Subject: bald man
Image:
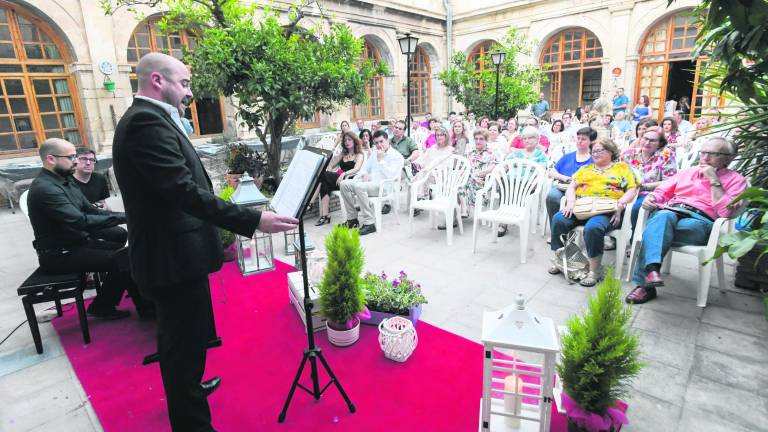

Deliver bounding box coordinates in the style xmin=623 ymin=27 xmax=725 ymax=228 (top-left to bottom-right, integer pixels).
xmin=27 ymin=138 xmax=152 ymax=319
xmin=113 ymin=52 xmax=297 ymax=431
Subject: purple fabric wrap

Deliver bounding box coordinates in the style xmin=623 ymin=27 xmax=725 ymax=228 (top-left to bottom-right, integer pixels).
xmin=562 ymin=392 xmax=628 ymax=431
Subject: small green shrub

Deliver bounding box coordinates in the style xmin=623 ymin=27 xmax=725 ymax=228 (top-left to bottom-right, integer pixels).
xmin=218 ymin=186 xmax=236 ymax=248
xmin=318 ymin=226 xmax=366 ymax=327
xmin=556 ymin=268 xmax=643 ymax=416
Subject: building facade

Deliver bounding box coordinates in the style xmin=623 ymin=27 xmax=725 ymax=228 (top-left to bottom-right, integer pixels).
xmin=0 ymin=0 xmax=708 ymax=159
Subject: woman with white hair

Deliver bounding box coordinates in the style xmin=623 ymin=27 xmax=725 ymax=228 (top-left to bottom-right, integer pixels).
xmin=505 ymin=126 xmax=547 ymax=164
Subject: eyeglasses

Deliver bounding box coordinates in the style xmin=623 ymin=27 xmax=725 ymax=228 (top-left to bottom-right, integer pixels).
xmin=699 ymin=151 xmax=732 ymax=158
xmin=77 ymin=156 xmax=97 ymax=164
xmin=591 ymin=149 xmax=607 ymax=156
xmin=52 ymin=154 xmax=77 ymax=161
xmin=641 ymin=137 xmax=660 ymax=142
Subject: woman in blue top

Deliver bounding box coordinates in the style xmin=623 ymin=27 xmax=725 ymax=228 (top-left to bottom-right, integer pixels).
xmin=632 ymin=95 xmax=652 ymax=122
xmin=545 ymin=126 xmax=595 ymax=226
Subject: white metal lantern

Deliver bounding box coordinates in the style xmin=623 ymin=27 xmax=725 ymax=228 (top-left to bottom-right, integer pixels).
xmin=231 ymin=174 xmax=274 ymax=275
xmin=378 ymin=316 xmax=418 ymax=362
xmin=479 ymin=294 xmax=560 ymax=432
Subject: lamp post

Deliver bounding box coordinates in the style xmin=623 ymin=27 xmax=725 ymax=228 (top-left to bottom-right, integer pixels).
xmin=491 ymin=51 xmax=506 ymax=120
xmin=398 ymin=32 xmax=419 ymax=137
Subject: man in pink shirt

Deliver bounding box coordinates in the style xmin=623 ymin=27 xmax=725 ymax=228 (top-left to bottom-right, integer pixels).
xmin=626 ymin=137 xmax=747 ymax=304
xmin=510 ymin=117 xmax=550 ymax=152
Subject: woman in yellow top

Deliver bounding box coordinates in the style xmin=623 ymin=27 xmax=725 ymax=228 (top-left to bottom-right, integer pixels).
xmin=548 ymin=138 xmax=638 ymax=286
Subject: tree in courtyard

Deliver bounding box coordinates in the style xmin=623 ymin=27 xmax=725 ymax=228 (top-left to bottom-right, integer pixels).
xmin=438 ymin=28 xmax=546 ymax=118
xmin=101 ymin=0 xmax=383 ymax=184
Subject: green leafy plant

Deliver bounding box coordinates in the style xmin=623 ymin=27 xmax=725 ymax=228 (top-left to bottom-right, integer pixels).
xmin=101 ymin=0 xmax=382 ymax=184
xmin=318 ymin=226 xmax=366 ymax=329
xmin=438 ymin=28 xmax=546 ymax=118
xmin=224 ymin=142 xmax=267 ymax=177
xmin=360 ymin=271 xmax=427 ymax=315
xmin=218 ymin=186 xmax=237 ymax=248
xmin=557 ymin=268 xmax=643 ymax=422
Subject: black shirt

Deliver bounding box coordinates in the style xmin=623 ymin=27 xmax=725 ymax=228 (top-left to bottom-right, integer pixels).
xmin=72 ymin=172 xmax=110 ymax=204
xmin=27 ymin=169 xmax=126 ymax=251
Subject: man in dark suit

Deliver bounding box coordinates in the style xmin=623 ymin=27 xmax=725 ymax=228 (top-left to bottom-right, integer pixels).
xmin=112 ymin=52 xmax=298 ymax=432
xmin=27 ymin=138 xmax=152 ymax=319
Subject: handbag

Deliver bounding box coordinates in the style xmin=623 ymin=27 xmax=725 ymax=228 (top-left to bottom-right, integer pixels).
xmin=573 ymin=196 xmax=618 ymax=220
xmin=553 ymin=231 xmax=589 ymax=284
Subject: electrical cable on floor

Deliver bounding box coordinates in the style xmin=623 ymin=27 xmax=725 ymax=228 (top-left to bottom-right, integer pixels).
xmin=0 ymin=320 xmax=27 ymax=347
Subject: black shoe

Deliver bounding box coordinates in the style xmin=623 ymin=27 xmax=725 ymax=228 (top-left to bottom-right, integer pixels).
xmin=412 ymin=209 xmax=423 ymax=217
xmin=359 ymin=224 xmax=377 ymax=235
xmin=201 ymin=376 xmax=221 ymax=397
xmin=382 ymin=204 xmax=391 ymax=215
xmin=87 ymin=307 xmax=130 ymax=320
xmin=497 ymin=225 xmax=508 ymax=238
xmin=315 ymin=215 xmax=331 ymax=226
xmin=338 ymin=219 xmax=359 ymax=229
xmin=437 ymin=221 xmax=458 ymax=230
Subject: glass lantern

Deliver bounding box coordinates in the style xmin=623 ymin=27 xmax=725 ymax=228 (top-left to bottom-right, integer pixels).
xmin=479 ymin=294 xmax=560 ymax=432
xmin=230 ymin=174 xmax=274 ymax=275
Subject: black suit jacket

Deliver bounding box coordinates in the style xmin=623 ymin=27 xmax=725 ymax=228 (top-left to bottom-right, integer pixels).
xmin=112 ymin=98 xmax=260 ymax=298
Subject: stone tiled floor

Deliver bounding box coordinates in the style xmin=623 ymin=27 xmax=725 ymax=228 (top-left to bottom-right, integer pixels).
xmin=0 ymin=197 xmax=766 ymax=431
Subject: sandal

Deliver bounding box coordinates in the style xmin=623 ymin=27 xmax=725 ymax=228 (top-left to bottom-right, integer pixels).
xmin=315 ymin=215 xmax=331 ymax=226
xmin=625 ymin=286 xmax=657 ymax=304
xmin=579 ymin=271 xmax=600 ymax=287
xmin=548 ymin=264 xmax=561 ymax=275
xmin=497 ymin=225 xmax=508 ymax=238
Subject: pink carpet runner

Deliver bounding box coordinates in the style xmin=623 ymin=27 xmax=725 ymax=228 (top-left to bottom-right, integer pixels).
xmin=52 ymin=261 xmax=578 ymax=431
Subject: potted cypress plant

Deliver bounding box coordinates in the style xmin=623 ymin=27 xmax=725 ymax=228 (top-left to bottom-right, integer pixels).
xmin=318 ymin=226 xmax=367 ymax=347
xmin=557 ymin=268 xmax=643 ymax=432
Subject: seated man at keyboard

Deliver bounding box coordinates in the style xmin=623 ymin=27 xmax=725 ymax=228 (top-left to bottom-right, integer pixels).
xmin=626 ymin=137 xmax=747 ymax=305
xmin=27 ymin=138 xmax=153 ymax=319
xmin=338 ymin=129 xmax=404 ymax=236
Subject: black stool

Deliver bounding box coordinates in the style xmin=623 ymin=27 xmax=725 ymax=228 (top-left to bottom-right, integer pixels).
xmin=17 ymin=268 xmax=91 ymax=354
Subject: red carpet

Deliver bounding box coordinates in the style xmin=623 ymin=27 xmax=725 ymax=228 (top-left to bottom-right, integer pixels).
xmin=52 ymin=261 xmax=581 ymax=431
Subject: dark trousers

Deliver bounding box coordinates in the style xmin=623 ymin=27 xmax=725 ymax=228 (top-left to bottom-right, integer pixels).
xmin=319 ymin=171 xmax=342 ymax=198
xmin=92 ymin=226 xmax=128 ymax=245
xmin=37 ymin=239 xmax=146 ymax=313
xmin=155 ymin=276 xmax=215 ymax=432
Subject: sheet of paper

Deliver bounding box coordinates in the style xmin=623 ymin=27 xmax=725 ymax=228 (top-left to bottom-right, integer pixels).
xmin=271 ymin=149 xmax=325 ymax=218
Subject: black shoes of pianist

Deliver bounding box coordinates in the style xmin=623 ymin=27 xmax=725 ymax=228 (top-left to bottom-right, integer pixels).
xmin=87 ymin=303 xmax=156 ymax=320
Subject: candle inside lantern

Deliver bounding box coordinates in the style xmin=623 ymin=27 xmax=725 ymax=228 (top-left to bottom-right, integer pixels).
xmin=503 ymin=374 xmax=523 ymax=428
xmin=250 ymin=238 xmax=258 ymax=268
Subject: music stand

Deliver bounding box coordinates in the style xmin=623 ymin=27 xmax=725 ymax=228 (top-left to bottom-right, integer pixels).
xmin=275 ymin=148 xmax=355 ymax=423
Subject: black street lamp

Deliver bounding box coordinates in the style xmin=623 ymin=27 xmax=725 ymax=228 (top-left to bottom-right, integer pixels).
xmin=491 ymin=51 xmax=506 ymax=119
xmin=398 ymin=32 xmax=419 ymax=137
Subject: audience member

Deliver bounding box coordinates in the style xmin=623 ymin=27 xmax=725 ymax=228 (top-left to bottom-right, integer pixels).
xmin=547 ymin=119 xmax=574 ymax=164
xmin=420 ymin=112 xmax=433 ymax=129
xmin=450 ymin=121 xmax=470 ymax=156
xmin=612 ymin=87 xmax=629 ymax=115
xmin=595 ymin=113 xmax=614 ymax=140
xmin=339 ymin=130 xmax=404 ymax=235
xmin=390 ymin=120 xmax=420 ymax=163
xmin=612 ymin=111 xmax=632 ymax=142
xmin=673 ymin=110 xmax=693 ymax=135
xmin=478 ymin=116 xmax=490 ymax=129
xmin=549 ymin=138 xmax=638 ymax=287
xmin=626 ymin=137 xmax=746 ymax=304
xmin=621 ymin=126 xmax=677 ymax=229
xmin=486 ymin=121 xmax=507 ymax=157
xmin=352 ymin=118 xmax=365 ymax=135
xmin=628 ymin=119 xmax=658 ymax=149
xmin=632 ymin=95 xmax=652 ymax=122
xmin=664 ymin=95 xmax=678 ymax=117
xmin=359 ymin=128 xmax=373 ymax=157
xmin=545 ymin=127 xmax=595 ymax=226
xmin=503 ymin=117 xmax=519 ymax=141
xmin=679 ymin=96 xmax=691 ymax=116
xmin=423 ymin=118 xmax=442 ymax=150
xmin=461 ymin=128 xmax=497 ymax=217
xmin=662 ymin=116 xmax=684 ymax=149
xmin=315 ymin=132 xmax=365 ymax=226
xmin=412 ymin=126 xmax=455 ymax=176
xmin=510 ymin=117 xmax=551 ymax=152
xmin=531 ymin=92 xmax=550 ymax=121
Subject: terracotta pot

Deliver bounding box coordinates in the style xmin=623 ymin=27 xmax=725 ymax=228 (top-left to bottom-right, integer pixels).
xmin=326 ymin=318 xmax=360 ymax=347
xmin=225 ymin=173 xmax=243 ymax=189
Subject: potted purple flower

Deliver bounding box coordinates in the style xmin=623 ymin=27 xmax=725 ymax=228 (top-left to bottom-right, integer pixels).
xmin=360 ymin=271 xmax=427 ymax=326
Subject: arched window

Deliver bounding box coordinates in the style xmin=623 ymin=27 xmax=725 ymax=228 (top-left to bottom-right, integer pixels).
xmin=468 ymin=40 xmax=493 ymax=91
xmin=353 ymin=40 xmax=384 ymax=119
xmin=0 ymin=2 xmax=84 ymax=155
xmin=408 ymin=46 xmax=431 ymax=116
xmin=540 ymin=29 xmax=603 ymax=111
xmin=637 ymin=11 xmax=719 ymax=121
xmin=127 ymin=18 xmax=224 ymax=136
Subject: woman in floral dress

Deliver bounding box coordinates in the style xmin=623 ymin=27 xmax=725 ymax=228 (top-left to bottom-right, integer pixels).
xmin=461 ymin=128 xmax=498 ymax=216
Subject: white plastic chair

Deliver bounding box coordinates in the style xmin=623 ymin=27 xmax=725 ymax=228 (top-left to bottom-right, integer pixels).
xmin=677 ymin=140 xmax=701 ymax=170
xmin=314 ymin=134 xmax=337 ymax=151
xmin=472 ymin=160 xmax=545 ymax=263
xmin=412 ymin=128 xmax=430 ymax=151
xmin=369 ymin=171 xmax=402 ymax=232
xmin=20 ymin=189 xmax=29 ymax=220
xmin=409 ymin=155 xmax=470 ymax=245
xmin=626 ymin=206 xmax=736 ymax=307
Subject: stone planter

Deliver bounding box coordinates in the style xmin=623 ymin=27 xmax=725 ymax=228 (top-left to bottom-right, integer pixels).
xmin=735 ymin=247 xmax=768 ymax=291
xmin=326 ymin=318 xmax=360 ymax=347
xmin=361 ymin=304 xmax=422 ymax=327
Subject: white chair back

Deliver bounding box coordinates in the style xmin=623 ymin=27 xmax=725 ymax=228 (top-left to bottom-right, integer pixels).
xmin=20 ymin=189 xmax=29 ymax=219
xmin=314 ymin=134 xmax=337 ymax=151
xmin=426 ymin=155 xmax=471 ymax=201
xmin=677 ymin=140 xmax=701 ymax=170
xmin=412 ymin=128 xmax=430 ymax=149
xmin=487 ymin=159 xmax=545 ymax=210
